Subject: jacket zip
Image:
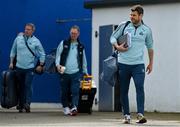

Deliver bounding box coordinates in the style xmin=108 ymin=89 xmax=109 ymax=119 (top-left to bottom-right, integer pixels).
xmin=134 ymin=26 xmax=138 ymax=35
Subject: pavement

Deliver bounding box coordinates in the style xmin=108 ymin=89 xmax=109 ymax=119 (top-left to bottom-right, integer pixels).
xmin=0 ymin=107 xmax=180 ymax=127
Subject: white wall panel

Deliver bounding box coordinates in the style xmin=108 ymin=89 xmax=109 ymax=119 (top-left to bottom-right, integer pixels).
xmin=92 ymin=3 xmax=180 ymax=112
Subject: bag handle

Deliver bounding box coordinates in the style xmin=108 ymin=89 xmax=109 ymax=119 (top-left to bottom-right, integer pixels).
xmin=121 ymin=21 xmax=131 ymax=36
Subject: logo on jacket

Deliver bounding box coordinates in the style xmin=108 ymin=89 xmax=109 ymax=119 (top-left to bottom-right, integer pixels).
xmin=139 ymin=32 xmax=144 ymax=36
xmin=64 ymin=45 xmax=68 ymax=48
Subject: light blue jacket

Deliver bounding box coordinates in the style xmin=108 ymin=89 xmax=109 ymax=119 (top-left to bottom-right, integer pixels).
xmin=10 ymin=35 xmax=45 ymax=69
xmin=56 ymin=40 xmax=88 ymax=74
xmin=110 ymin=21 xmax=153 ymax=65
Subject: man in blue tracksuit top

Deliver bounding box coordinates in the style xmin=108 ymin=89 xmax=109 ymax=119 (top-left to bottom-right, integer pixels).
xmin=9 ymin=23 xmax=45 ymax=113
xmin=110 ymin=5 xmax=154 ymax=124
xmin=56 ymin=25 xmax=88 ymax=116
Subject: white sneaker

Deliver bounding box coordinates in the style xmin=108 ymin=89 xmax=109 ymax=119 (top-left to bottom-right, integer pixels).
xmin=63 ymin=107 xmax=71 ymax=115
xmin=136 ymin=113 xmax=147 ymax=124
xmin=123 ymin=114 xmax=131 ymax=124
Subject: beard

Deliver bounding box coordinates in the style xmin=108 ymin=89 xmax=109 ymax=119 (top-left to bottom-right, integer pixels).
xmin=131 ymin=19 xmax=139 ymax=24
xmin=131 ymin=18 xmax=141 ymax=26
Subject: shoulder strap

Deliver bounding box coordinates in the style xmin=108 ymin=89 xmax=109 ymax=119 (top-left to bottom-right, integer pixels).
xmin=23 ymin=35 xmax=36 ymax=57
xmin=121 ymin=21 xmax=131 ymax=36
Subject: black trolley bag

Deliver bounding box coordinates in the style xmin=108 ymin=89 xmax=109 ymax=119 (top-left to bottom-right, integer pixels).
xmin=78 ymin=75 xmax=96 ymax=114
xmin=1 ymin=70 xmax=18 ymax=108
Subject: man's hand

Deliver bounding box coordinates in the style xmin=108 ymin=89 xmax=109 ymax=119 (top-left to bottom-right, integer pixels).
xmin=84 ymin=73 xmax=89 ymax=76
xmin=57 ymin=65 xmax=62 ymax=73
xmin=56 ymin=65 xmax=66 ymax=74
xmin=146 ymin=63 xmax=153 ymax=74
xmin=9 ymin=63 xmax=14 ymax=70
xmin=114 ymin=43 xmax=128 ymax=52
xmin=9 ymin=57 xmax=15 ymax=70
xmin=35 ymin=65 xmax=44 ymax=73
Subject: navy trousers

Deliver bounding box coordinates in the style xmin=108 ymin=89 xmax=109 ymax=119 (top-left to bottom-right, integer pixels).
xmin=118 ymin=63 xmax=145 ymax=115
xmin=60 ymin=72 xmax=81 ymax=108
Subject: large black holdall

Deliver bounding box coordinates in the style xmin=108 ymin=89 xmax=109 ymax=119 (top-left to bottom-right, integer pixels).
xmin=1 ymin=70 xmax=18 ymax=108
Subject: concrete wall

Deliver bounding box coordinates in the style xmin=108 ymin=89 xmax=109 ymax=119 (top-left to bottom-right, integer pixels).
xmin=91 ymin=3 xmax=180 ymax=112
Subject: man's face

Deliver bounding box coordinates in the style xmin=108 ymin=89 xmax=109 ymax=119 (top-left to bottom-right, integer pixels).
xmin=70 ymin=28 xmax=79 ymax=41
xmin=24 ymin=25 xmax=34 ymax=36
xmin=130 ymin=11 xmax=142 ymax=25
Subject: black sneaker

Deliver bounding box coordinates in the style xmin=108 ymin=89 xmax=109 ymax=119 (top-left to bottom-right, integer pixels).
xmin=18 ymin=109 xmax=23 ymax=113
xmin=16 ymin=105 xmax=21 ymax=110
xmin=24 ymin=104 xmax=31 ymax=113
xmin=17 ymin=105 xmax=24 ymax=113
xmin=136 ymin=113 xmax=147 ymax=124
xmin=70 ymin=107 xmax=78 ymax=116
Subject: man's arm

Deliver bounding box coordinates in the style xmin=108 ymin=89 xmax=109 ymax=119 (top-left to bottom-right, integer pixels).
xmin=82 ymin=50 xmax=88 ymax=75
xmin=145 ymin=27 xmax=154 ymax=74
xmin=110 ymin=23 xmax=128 ymax=52
xmin=36 ymin=40 xmax=46 ymax=65
xmin=55 ymin=41 xmax=64 ymax=73
xmin=34 ymin=40 xmax=46 ymax=73
xmin=146 ymin=48 xmax=154 ymax=74
xmin=113 ymin=43 xmax=128 ymax=52
xmin=9 ymin=38 xmax=17 ymax=69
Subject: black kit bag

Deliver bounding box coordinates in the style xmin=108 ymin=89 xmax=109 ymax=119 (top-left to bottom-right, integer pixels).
xmin=78 ymin=76 xmax=97 ymax=114
xmin=1 ymin=70 xmax=18 ymax=108
xmin=78 ymin=88 xmax=97 ymax=114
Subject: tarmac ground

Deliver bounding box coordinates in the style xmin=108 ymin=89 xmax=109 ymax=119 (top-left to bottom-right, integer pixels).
xmin=0 ymin=107 xmax=180 ymax=127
